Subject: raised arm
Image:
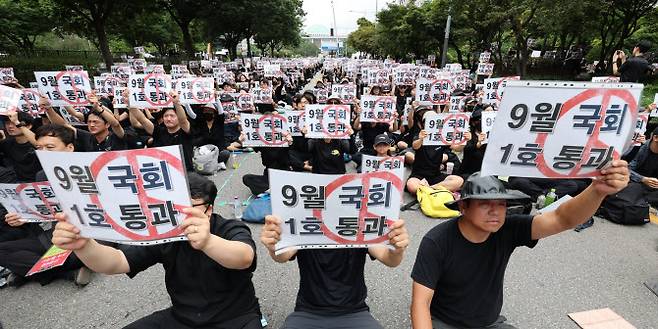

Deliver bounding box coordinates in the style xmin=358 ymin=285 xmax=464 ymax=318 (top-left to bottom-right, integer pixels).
xmin=126 ymin=90 xmax=154 ymax=135
xmin=89 ymin=92 xmax=124 ymax=138
xmin=170 ymin=90 xmax=190 ymax=133
xmin=64 ymin=106 xmax=84 ymax=122
xmin=7 ymin=110 xmax=36 ymax=147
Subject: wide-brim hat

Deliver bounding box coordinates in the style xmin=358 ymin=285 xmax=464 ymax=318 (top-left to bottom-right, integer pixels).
xmin=445 ymin=172 xmax=530 ymax=210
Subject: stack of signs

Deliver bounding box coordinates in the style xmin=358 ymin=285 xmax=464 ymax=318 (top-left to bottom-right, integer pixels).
xmin=481 ymin=81 xmax=643 ymax=178
xmin=416 ymin=78 xmax=453 ymax=106
xmin=128 ymin=74 xmax=173 ymax=108
xmin=34 ymin=71 xmax=92 ymax=107
xmin=18 ymin=89 xmax=41 ymax=117
xmin=331 ymin=84 xmax=357 ymax=104
xmin=0 ymin=67 xmax=14 ymax=83
xmin=360 ymin=96 xmax=396 ymax=124
xmin=305 ymin=104 xmax=351 ymax=139
xmin=174 ymin=78 xmax=215 ymax=105
xmin=0 ymin=85 xmax=22 ymax=115
xmin=482 ymin=76 xmax=521 ymax=105
xmin=35 ymin=146 xmax=192 ymax=245
xmin=239 ymin=113 xmax=289 ymax=147
xmin=0 ymin=182 xmax=60 ymax=222
xmin=423 ymin=112 xmax=471 ymax=146
xmin=269 ymin=169 xmax=403 ymax=254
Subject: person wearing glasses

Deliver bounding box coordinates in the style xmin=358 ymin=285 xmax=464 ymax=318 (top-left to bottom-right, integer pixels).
xmin=51 ymin=173 xmax=262 ymax=329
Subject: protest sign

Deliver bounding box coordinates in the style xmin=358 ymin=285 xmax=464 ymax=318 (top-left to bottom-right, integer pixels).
xmin=26 ymin=245 xmax=73 ymax=277
xmin=111 ymin=64 xmax=133 ymax=81
xmin=127 ymin=59 xmax=147 ymax=72
xmin=479 ymin=52 xmax=491 ymax=63
xmin=330 ymin=84 xmax=357 ymax=104
xmin=445 ymin=63 xmax=462 ymax=72
xmin=36 ymin=146 xmax=192 ymax=245
xmin=477 ymin=63 xmax=495 ymax=76
xmin=239 ymin=113 xmax=289 ymax=147
xmin=128 ymin=74 xmax=173 ymax=108
xmin=214 ymin=69 xmax=234 ymax=85
xmin=367 ymin=69 xmax=391 ymax=86
xmin=480 ymin=110 xmax=497 ymax=144
xmin=360 ymin=96 xmax=395 ymax=123
xmin=482 ymin=76 xmax=521 ymax=105
xmin=475 ymin=84 xmax=485 ymax=92
xmin=264 ymin=64 xmax=282 ymax=77
xmin=251 ymin=88 xmax=273 ymax=104
xmin=633 ymin=113 xmax=648 ymax=146
xmin=171 ymin=65 xmax=190 ymax=79
xmin=415 ymin=78 xmax=453 ymax=106
xmin=269 ymin=169 xmax=403 ymax=254
xmin=0 ymin=182 xmax=60 ymax=222
xmin=113 ymin=87 xmax=128 ymax=109
xmin=134 ymin=46 xmax=145 ymax=54
xmin=29 ymin=82 xmax=38 ymax=88
xmin=305 ymin=104 xmax=351 ymax=139
xmin=423 ymin=112 xmax=471 ymax=146
xmin=18 ymin=88 xmax=41 ymax=117
xmin=0 ymin=85 xmax=22 ymax=115
xmin=34 ymin=71 xmax=92 ymax=107
xmin=0 ymin=67 xmax=14 ymax=83
xmin=145 ymin=64 xmax=165 ymax=74
xmin=65 ymin=65 xmax=84 ymax=71
xmin=286 ymin=111 xmax=305 ymax=136
xmin=449 ymin=95 xmax=467 ymax=112
xmin=222 ymin=100 xmax=239 ymax=123
xmin=361 ymin=155 xmax=405 ymax=178
xmin=481 ymin=81 xmax=642 ymax=178
xmin=591 ymin=76 xmax=621 ymax=83
xmin=235 ymin=93 xmax=255 ymax=111
xmin=315 ymin=88 xmax=329 ymax=104
xmin=394 ymin=69 xmax=415 ymax=85
xmin=174 ymin=77 xmax=215 ymax=105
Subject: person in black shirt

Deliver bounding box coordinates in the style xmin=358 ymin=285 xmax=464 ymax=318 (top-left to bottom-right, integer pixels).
xmin=613 ymin=40 xmax=653 ymax=83
xmin=192 ymin=103 xmax=231 ymax=169
xmin=0 ymin=110 xmax=41 ymax=182
xmin=411 ymin=165 xmax=630 ymax=329
xmin=129 ymin=91 xmax=195 ymax=170
xmin=52 ymin=173 xmax=262 ymax=329
xmin=459 ymin=109 xmax=487 ymax=179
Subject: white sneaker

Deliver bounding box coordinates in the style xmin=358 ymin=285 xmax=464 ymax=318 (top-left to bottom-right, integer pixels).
xmin=218 ymin=162 xmax=227 ymax=170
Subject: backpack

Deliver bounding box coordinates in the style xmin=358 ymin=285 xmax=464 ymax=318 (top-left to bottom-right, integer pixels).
xmin=193 ymin=145 xmax=219 ymax=175
xmin=598 ymin=183 xmax=649 ymax=225
xmin=416 ymin=185 xmax=461 ymax=219
xmin=242 ymin=193 xmax=271 ymax=224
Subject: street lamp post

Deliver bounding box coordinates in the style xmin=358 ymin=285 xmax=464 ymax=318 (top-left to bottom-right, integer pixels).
xmin=440 ymin=8 xmax=452 ymax=68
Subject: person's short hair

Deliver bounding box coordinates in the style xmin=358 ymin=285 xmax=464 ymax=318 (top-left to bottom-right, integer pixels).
xmin=636 ymin=40 xmax=652 ymax=53
xmin=187 ymin=172 xmax=217 ymax=205
xmin=652 ymin=126 xmax=658 ymax=137
xmin=34 ymin=124 xmax=74 ymax=145
xmin=84 ymin=111 xmax=108 ymax=124
xmin=17 ymin=111 xmax=34 ymax=126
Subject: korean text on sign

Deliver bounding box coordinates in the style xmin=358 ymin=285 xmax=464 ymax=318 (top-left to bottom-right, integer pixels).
xmin=330 ymin=84 xmax=357 ymax=104
xmin=423 ymin=112 xmax=471 ymax=146
xmin=0 ymin=182 xmax=61 ymax=222
xmin=415 ymin=78 xmax=453 ymax=106
xmin=36 ymin=146 xmax=192 ymax=245
xmin=34 ymin=71 xmax=92 ymax=107
xmin=480 ymin=110 xmax=497 ymax=144
xmin=481 ymin=81 xmax=642 ymax=178
xmin=0 ymin=85 xmax=22 ymax=115
xmin=269 ymin=169 xmax=403 ymax=254
xmin=174 ymin=78 xmax=216 ymax=105
xmin=361 ymin=155 xmax=405 ymax=178
xmin=240 ymin=113 xmax=290 ymax=147
xmin=482 ymin=76 xmax=520 ymax=105
xmin=360 ymin=96 xmax=395 ymax=123
xmin=128 ymin=74 xmax=173 ymax=108
xmin=286 ymin=111 xmax=305 ymax=136
xmin=305 ymin=104 xmax=351 ymax=139
xmin=18 ymin=88 xmax=41 ymax=117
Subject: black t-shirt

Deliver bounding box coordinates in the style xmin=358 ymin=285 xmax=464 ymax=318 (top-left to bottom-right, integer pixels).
xmin=411 ymin=215 xmax=537 ymax=328
xmin=75 ymin=128 xmax=129 ymax=152
xmin=636 ymin=148 xmax=658 ymax=178
xmin=294 ymin=249 xmax=370 ymax=315
xmin=193 ymin=115 xmax=226 ymax=149
xmin=120 ymin=215 xmax=259 ymax=327
xmin=360 ymin=123 xmax=389 ymax=151
xmin=152 ymin=125 xmax=194 ymax=170
xmin=619 ymin=56 xmax=651 ymax=83
xmin=461 ymin=133 xmax=487 ymax=177
xmin=255 ymin=147 xmax=290 ymax=171
xmin=412 ymin=135 xmax=448 ymax=178
xmin=308 ymin=139 xmax=350 ymax=174
xmin=0 ymin=138 xmax=42 ymax=182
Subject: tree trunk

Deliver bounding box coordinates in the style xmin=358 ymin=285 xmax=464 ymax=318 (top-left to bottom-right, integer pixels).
xmin=94 ymin=19 xmax=114 ymax=68
xmin=179 ymin=21 xmax=195 ymax=58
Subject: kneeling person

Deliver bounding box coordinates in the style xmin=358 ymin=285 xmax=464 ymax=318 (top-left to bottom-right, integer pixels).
xmin=52 ymin=173 xmax=262 ymax=329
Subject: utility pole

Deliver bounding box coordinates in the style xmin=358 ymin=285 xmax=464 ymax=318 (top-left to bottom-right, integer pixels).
xmin=332 ymin=0 xmax=338 ymax=56
xmin=440 ymin=7 xmax=451 ymax=68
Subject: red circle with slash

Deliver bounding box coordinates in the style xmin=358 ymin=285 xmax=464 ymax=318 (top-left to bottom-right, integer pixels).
xmin=429 ymin=79 xmax=453 ymax=105
xmin=88 ymin=148 xmax=189 ymax=241
xmin=321 ymin=105 xmax=350 ymax=138
xmin=237 ymin=94 xmax=254 ymax=111
xmin=493 ymin=76 xmax=520 ymax=101
xmin=311 ymin=171 xmax=404 ymax=244
xmin=534 ymin=88 xmax=638 ymax=178
xmin=189 ymin=78 xmax=215 ymax=104
xmin=435 ymin=113 xmax=470 ymax=146
xmin=20 ymin=89 xmax=43 ymax=117
xmin=54 ymin=71 xmax=90 ymax=106
xmin=16 ymin=182 xmax=59 ymax=221
xmin=254 ymin=113 xmax=287 ymax=146
xmin=372 ymin=96 xmax=396 ymax=124
xmin=142 ymin=73 xmax=173 ymax=107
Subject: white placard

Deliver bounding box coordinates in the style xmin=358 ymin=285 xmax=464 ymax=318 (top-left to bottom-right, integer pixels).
xmin=0 ymin=67 xmax=15 ymax=83
xmin=480 ymin=110 xmax=497 ymax=144
xmin=128 ymin=74 xmax=173 ymax=108
xmin=415 ymin=78 xmax=453 ymax=106
xmin=239 ymin=113 xmax=289 ymax=147
xmin=264 ymin=64 xmax=282 ymax=77
xmin=315 ymin=88 xmax=329 ymax=104
xmin=479 ymin=52 xmax=491 ymax=63
xmin=481 ymin=81 xmax=642 ymax=178
xmin=361 ymin=154 xmax=404 ymax=177
xmin=111 ymin=64 xmax=133 ymax=81
xmin=18 ymin=88 xmax=41 ymax=117
xmin=330 ymin=84 xmax=357 ymax=104
xmin=0 ymin=85 xmax=23 ymax=115
xmin=0 ymin=182 xmax=60 ymax=222
xmin=170 ymin=65 xmax=190 ymax=79
xmin=269 ymin=169 xmax=403 ymax=254
xmin=36 ymin=146 xmax=192 ymax=245
xmin=113 ymin=87 xmax=128 ymax=109
xmin=394 ymin=69 xmax=416 ymax=85
xmin=34 ymin=71 xmax=92 ymax=107
xmin=445 ymin=63 xmax=462 ymax=72
xmin=145 ymin=65 xmax=165 ymax=74
xmin=360 ymin=96 xmax=395 ymax=123
xmin=423 ymin=112 xmax=471 ymax=146
xmin=222 ymin=101 xmax=239 ymax=123
xmin=482 ymin=76 xmax=521 ymax=105
xmin=128 ymin=58 xmax=147 ymax=72
xmin=251 ymin=88 xmax=273 ymax=104
xmin=305 ymin=104 xmax=351 ymax=139
xmin=134 ymin=46 xmax=145 ymax=54
xmin=449 ymin=96 xmax=467 ymax=112
xmin=367 ymin=69 xmax=391 ymax=86
xmin=633 ymin=113 xmax=649 ymax=146
xmin=286 ymin=111 xmax=305 ymax=136
xmin=174 ymin=77 xmax=215 ymax=105
xmin=235 ymin=93 xmax=255 ymax=111
xmin=591 ymin=76 xmax=621 ymax=83
xmin=476 ymin=63 xmax=495 ymax=76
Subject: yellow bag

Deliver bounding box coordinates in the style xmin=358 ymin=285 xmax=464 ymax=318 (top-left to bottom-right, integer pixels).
xmin=416 ymin=185 xmax=461 ymax=219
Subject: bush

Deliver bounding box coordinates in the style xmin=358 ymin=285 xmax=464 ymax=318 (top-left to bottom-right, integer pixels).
xmin=0 ymin=53 xmax=103 ymax=84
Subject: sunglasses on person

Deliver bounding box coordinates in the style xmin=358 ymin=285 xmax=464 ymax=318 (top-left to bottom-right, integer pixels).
xmin=191 ymin=202 xmax=212 ymax=213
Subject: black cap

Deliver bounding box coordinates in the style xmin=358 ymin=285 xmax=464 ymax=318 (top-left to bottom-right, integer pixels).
xmin=374 ymin=133 xmax=391 ymax=146
xmin=445 ymin=172 xmax=530 ymax=210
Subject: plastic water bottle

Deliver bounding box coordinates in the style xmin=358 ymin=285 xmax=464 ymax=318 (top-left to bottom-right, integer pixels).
xmin=232 ymin=153 xmax=239 ymax=169
xmin=544 ymin=189 xmax=557 ymax=207
xmin=536 ymin=194 xmax=546 ymax=209
xmin=233 ymin=196 xmax=243 ymax=219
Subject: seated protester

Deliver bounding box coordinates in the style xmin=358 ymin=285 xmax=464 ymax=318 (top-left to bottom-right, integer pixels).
xmin=192 ymin=103 xmax=231 ymax=170
xmin=128 ymin=90 xmax=195 ymax=171
xmin=411 ymin=166 xmax=630 ymax=329
xmin=406 ymin=112 xmax=464 ymax=195
xmin=400 ymin=104 xmax=430 ymax=166
xmin=351 ymin=105 xmax=398 ymax=171
xmin=627 ymin=126 xmax=658 ymax=208
xmin=0 ymin=124 xmax=90 ymax=286
xmin=52 ymin=173 xmax=263 ymax=329
xmin=507 ymin=177 xmax=580 ymax=201
xmin=372 ymin=133 xmax=394 ymax=158
xmin=288 ymin=94 xmax=311 ymax=172
xmin=0 ymin=110 xmax=42 ymax=182
xmin=459 ymin=109 xmax=487 ymax=179
xmin=306 ymin=128 xmax=354 ymax=175
xmin=220 ymin=94 xmax=243 ymax=153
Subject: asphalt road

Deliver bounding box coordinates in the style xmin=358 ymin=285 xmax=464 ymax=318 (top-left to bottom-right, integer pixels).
xmin=1 ymin=152 xmax=658 ymax=329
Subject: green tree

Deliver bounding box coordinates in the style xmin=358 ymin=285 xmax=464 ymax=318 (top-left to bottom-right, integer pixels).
xmin=0 ymin=0 xmax=55 ymax=52
xmin=347 ymin=18 xmax=380 ymax=57
xmin=109 ymin=8 xmax=182 ymax=56
xmin=160 ymin=0 xmax=209 ymax=58
xmin=253 ymin=0 xmax=304 ymax=57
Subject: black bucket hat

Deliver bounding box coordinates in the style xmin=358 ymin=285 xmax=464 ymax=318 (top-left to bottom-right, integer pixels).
xmin=445 ymin=172 xmax=530 ymax=210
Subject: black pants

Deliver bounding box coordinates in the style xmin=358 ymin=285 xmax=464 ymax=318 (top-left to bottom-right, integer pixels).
xmin=637 ymin=182 xmax=658 ymax=208
xmin=507 ymin=177 xmax=580 ymax=201
xmin=218 ymin=149 xmax=230 ymax=164
xmin=123 ymin=308 xmax=262 ymax=329
xmin=243 ymin=169 xmax=270 ymax=196
xmin=0 ymin=235 xmax=83 ymax=284
xmin=289 ymin=150 xmax=310 ymax=172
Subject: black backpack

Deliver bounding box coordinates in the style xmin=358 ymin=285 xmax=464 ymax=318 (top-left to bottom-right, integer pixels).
xmin=598 ymin=183 xmax=650 ymax=225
